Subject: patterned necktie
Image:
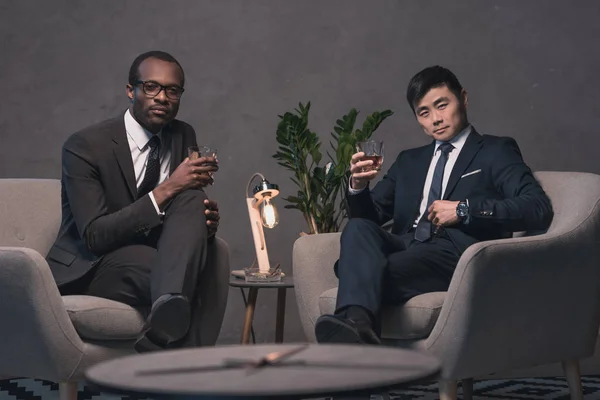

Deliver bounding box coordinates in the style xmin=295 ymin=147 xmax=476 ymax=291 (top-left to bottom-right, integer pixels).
xmin=414 ymin=142 xmax=454 ymax=242
xmin=137 ymin=135 xmax=161 ymax=198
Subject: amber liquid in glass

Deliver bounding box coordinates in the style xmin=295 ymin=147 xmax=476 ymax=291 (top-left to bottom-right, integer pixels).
xmin=361 ymin=155 xmax=383 ymax=171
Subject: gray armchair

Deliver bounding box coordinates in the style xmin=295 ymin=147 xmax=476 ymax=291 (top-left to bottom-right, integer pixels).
xmin=0 ymin=179 xmax=230 ymax=400
xmin=293 ymin=171 xmax=600 ymax=400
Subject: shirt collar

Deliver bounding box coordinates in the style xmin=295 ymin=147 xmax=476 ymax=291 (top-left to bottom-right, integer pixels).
xmin=434 ymin=124 xmax=472 ymax=153
xmin=124 ymin=109 xmax=162 ymax=151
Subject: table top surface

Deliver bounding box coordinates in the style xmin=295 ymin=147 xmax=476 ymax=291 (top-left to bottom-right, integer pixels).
xmin=85 ymin=343 xmax=440 ymax=399
xmin=229 ymin=275 xmax=294 ymax=288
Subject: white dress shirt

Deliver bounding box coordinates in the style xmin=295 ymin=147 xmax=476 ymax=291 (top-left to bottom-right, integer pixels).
xmin=124 ymin=109 xmax=172 ymax=214
xmin=349 ymin=125 xmax=472 ymax=225
xmin=413 ymin=125 xmax=471 ymax=225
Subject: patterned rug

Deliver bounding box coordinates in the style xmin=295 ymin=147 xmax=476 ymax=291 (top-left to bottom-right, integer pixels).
xmin=2 ymin=376 xmax=600 ymax=399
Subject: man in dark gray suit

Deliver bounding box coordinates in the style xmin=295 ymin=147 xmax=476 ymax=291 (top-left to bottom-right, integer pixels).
xmin=47 ymin=51 xmax=221 ymax=352
xmin=315 ymin=66 xmax=554 ymax=344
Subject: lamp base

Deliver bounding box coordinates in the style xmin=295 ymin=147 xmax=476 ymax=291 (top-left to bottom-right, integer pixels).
xmin=244 ymin=267 xmax=282 ymax=283
xmin=231 ymin=269 xmax=285 ymax=279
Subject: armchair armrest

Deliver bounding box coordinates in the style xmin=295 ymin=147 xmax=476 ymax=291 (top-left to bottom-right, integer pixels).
xmin=292 ymin=233 xmax=341 ymax=342
xmin=426 ymin=221 xmax=600 ymax=379
xmin=0 ymin=247 xmax=86 ymax=381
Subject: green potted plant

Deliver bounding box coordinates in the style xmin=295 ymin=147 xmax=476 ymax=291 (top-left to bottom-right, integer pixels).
xmin=273 ymin=102 xmax=393 ymax=234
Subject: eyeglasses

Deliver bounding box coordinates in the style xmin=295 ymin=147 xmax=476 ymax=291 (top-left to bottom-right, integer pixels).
xmin=135 ymin=80 xmax=185 ymax=100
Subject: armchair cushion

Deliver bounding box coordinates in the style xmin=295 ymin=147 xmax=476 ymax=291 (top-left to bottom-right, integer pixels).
xmin=319 ymin=288 xmax=446 ymax=340
xmin=63 ymin=295 xmax=148 ymax=341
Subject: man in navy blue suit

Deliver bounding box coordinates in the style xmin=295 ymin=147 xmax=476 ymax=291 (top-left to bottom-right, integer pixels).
xmin=315 ymin=66 xmax=554 ymax=344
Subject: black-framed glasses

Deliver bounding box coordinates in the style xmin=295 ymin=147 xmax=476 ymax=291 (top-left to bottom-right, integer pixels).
xmin=135 ymin=80 xmax=185 ymax=100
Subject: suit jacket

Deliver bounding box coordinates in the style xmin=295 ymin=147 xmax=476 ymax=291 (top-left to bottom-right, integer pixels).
xmin=346 ymin=129 xmax=553 ymax=253
xmin=47 ymin=115 xmax=198 ymax=287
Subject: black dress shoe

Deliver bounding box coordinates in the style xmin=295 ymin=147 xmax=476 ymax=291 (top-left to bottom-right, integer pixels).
xmin=315 ymin=314 xmax=381 ymax=345
xmin=134 ymin=294 xmax=191 ymax=353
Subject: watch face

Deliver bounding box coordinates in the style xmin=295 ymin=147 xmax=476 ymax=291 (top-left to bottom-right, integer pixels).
xmin=457 ymin=202 xmax=468 ymax=217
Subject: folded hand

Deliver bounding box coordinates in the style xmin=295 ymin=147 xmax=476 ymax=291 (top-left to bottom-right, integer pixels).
xmin=204 ymin=199 xmax=220 ymax=237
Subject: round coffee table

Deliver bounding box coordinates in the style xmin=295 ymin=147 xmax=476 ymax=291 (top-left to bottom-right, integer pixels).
xmin=85 ymin=343 xmax=440 ymax=399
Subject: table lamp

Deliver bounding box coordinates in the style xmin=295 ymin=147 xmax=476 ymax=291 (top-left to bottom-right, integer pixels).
xmin=244 ymin=172 xmax=281 ymax=282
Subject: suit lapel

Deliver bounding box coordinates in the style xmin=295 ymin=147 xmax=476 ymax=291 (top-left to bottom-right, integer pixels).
xmin=411 ymin=142 xmax=436 ymax=197
xmin=399 ymin=142 xmax=435 ymax=232
xmin=112 ymin=120 xmax=137 ymax=200
xmin=443 ymin=130 xmax=483 ymax=199
xmin=168 ymin=123 xmax=183 ymax=174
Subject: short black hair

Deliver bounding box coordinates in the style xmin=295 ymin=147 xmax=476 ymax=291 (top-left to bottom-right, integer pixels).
xmin=406 ymin=66 xmax=463 ymax=113
xmin=128 ymin=50 xmax=185 ymax=87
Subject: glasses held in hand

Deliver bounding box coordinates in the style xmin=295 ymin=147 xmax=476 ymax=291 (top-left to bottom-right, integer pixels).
xmin=356 ymin=140 xmax=384 ymax=172
xmin=188 ymin=146 xmax=218 ymax=184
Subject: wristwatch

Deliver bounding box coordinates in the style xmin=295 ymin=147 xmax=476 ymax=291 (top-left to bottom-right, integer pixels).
xmin=456 ymin=200 xmax=469 ymax=221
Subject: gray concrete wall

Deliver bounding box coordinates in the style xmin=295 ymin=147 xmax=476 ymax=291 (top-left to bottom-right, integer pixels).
xmin=1 ymin=0 xmax=599 ymax=344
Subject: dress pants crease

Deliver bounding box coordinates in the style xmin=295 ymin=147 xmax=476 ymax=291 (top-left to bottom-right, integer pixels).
xmin=152 ymin=189 xmax=208 ymax=302
xmin=66 ymin=189 xmax=210 ymax=313
xmin=335 ymin=218 xmax=460 ymax=333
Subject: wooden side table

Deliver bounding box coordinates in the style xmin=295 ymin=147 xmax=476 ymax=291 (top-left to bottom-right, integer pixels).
xmin=229 ymin=275 xmax=294 ymax=344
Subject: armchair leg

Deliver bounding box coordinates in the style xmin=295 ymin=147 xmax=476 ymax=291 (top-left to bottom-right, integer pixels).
xmin=59 ymin=382 xmax=77 ymax=400
xmin=439 ymin=379 xmax=458 ymax=400
xmin=461 ymin=378 xmax=474 ymax=400
xmin=562 ymin=359 xmax=583 ymax=400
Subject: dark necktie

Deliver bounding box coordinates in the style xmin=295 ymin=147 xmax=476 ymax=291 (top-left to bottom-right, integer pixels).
xmin=414 ymin=142 xmax=454 ymax=242
xmin=137 ymin=135 xmax=161 ymax=198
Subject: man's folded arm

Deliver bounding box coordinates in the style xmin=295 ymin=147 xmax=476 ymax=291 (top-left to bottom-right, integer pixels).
xmin=468 ymin=137 xmax=553 ymax=232
xmin=62 ymin=137 xmax=162 ymax=256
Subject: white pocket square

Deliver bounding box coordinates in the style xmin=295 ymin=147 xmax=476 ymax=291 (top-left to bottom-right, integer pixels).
xmin=461 ymin=169 xmax=482 ymax=178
